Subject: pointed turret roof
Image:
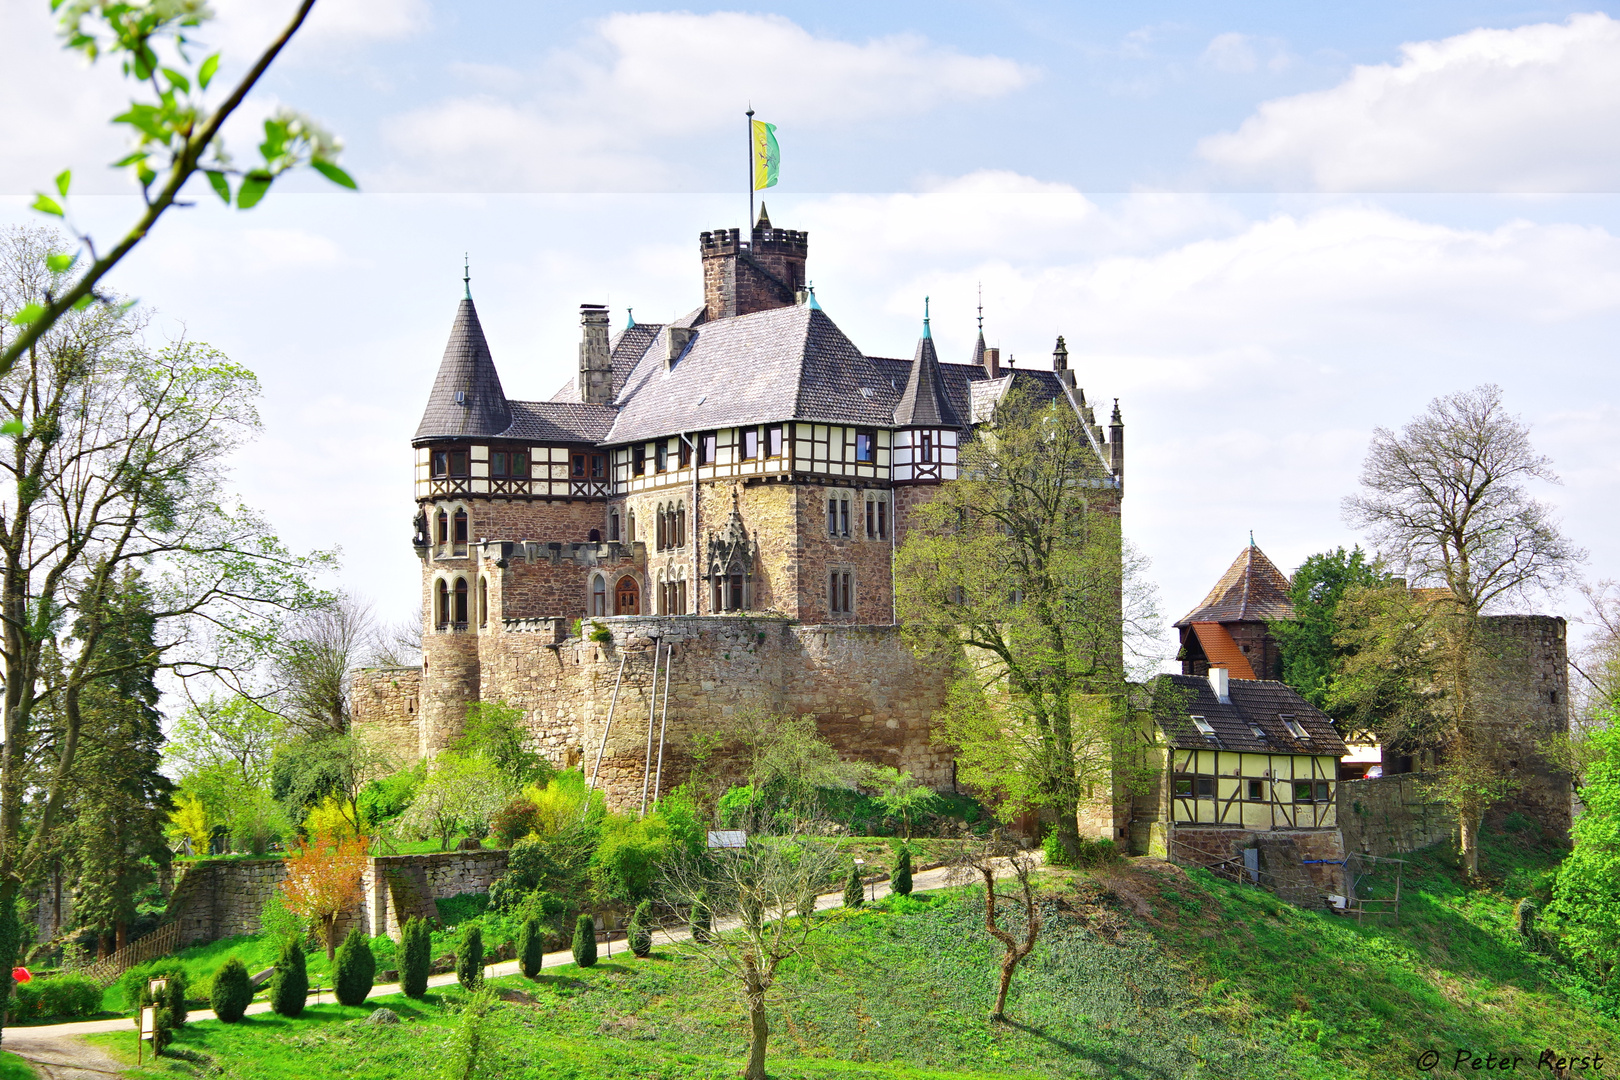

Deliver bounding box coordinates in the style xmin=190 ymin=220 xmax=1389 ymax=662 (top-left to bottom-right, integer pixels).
xmin=1175 ymin=544 xmax=1295 ymax=627
xmin=414 ymin=297 xmax=512 ymax=442
xmin=894 ymin=301 xmax=961 ymax=428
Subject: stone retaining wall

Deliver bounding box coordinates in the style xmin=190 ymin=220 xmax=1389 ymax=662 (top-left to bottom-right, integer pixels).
xmin=1336 ymin=773 xmax=1454 ymax=857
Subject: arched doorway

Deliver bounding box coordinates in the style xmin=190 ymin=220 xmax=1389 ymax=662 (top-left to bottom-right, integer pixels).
xmin=614 ymin=575 xmax=640 ymax=615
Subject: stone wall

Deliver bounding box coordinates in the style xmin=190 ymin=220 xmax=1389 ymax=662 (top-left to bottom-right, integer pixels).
xmin=1337 ymin=773 xmax=1455 ymax=857
xmin=164 ymin=849 xmax=511 ymax=948
xmin=1479 ymin=615 xmax=1572 ymax=841
xmin=1169 ymin=825 xmax=1347 ymax=897
xmin=352 ymin=667 xmax=424 ymax=762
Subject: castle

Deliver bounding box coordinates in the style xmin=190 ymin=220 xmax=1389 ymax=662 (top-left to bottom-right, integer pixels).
xmin=352 ymin=209 xmax=1125 ymax=811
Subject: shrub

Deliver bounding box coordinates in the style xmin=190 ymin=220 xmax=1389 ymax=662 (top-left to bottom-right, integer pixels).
xmin=270 ymin=937 xmax=308 ymax=1018
xmin=572 ymin=913 xmax=598 ymax=968
xmin=590 ymin=813 xmax=672 ymax=905
xmin=893 ymin=845 xmax=914 ymax=897
xmin=334 ymin=927 xmax=376 ymax=1007
xmin=843 ymin=864 xmax=864 ymax=908
xmin=38 ymin=974 xmax=100 ymax=1018
xmin=627 ymin=901 xmax=652 ymax=958
xmin=456 ymin=924 xmax=484 ymax=991
xmin=8 ymin=983 xmax=41 ymax=1021
xmin=517 ymin=917 xmax=544 ymax=978
xmin=716 ymin=785 xmax=766 ymax=829
xmin=151 ymin=1004 xmax=174 ymax=1054
xmin=152 ymin=970 xmax=187 ymax=1027
xmin=690 ymin=898 xmax=712 ymax=944
xmin=1043 ymin=832 xmax=1120 ymax=869
xmin=119 ymin=960 xmax=187 ymax=1012
xmin=210 ymin=958 xmax=253 ymax=1023
xmin=446 ymin=986 xmax=496 ymax=1080
xmin=401 ymin=917 xmax=431 ymax=998
xmin=492 ymin=796 xmax=542 ymax=847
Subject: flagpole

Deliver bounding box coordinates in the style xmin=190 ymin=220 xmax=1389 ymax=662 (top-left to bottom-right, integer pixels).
xmin=746 ymin=106 xmax=755 ymax=232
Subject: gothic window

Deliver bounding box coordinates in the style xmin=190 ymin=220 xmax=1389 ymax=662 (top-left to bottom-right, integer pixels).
xmin=436 ymin=510 xmax=448 ymax=548
xmin=453 ymin=578 xmax=469 ymax=626
xmin=729 ymin=573 xmax=745 ymax=611
xmin=676 ymin=578 xmax=687 ymax=614
xmin=609 ymin=511 xmax=620 ymax=542
xmin=741 ymin=427 xmax=759 ymax=460
xmin=699 ymin=432 xmax=717 ymax=465
xmin=435 ymin=579 xmax=449 ymax=628
xmin=656 ymin=505 xmax=667 ymax=551
xmin=864 ymin=493 xmax=889 ymax=540
xmin=767 ymin=425 xmax=784 ymax=458
xmin=591 ymin=575 xmax=607 ymax=617
xmin=855 ymin=429 xmax=875 ymax=463
xmin=615 ymin=575 xmax=641 ymax=615
xmin=628 ymin=511 xmax=636 ymax=543
xmin=826 ymin=498 xmax=838 ymax=537
xmin=840 ymin=498 xmax=850 ymax=537
xmin=453 ymin=509 xmax=468 ymax=555
xmin=712 ymin=577 xmax=723 ymax=613
xmin=478 ymin=576 xmax=488 ymax=627
xmin=675 ymin=504 xmax=686 ymax=547
xmin=656 ymin=441 xmax=668 ymax=473
xmin=829 ymin=570 xmax=853 ymax=615
xmin=655 ymin=575 xmax=667 ymax=615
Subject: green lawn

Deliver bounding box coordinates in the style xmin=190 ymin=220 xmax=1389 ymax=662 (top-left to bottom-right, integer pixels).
xmin=0 ymin=1052 xmax=32 ymax=1079
xmin=82 ymin=831 xmax=1617 ymax=1080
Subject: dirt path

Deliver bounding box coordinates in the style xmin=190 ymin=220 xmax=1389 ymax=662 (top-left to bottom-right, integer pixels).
xmin=4 ymin=850 xmax=1041 ymax=1068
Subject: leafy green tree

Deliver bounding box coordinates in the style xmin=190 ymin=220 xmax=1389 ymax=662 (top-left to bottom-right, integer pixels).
xmin=572 ymin=914 xmax=598 ymax=968
xmin=868 ymin=767 xmax=940 ymax=840
xmin=333 ymin=927 xmax=375 ymax=1007
xmin=400 ymin=917 xmax=431 ymax=999
xmin=395 ymin=750 xmax=511 ymax=850
xmin=517 ymin=916 xmax=545 ymax=978
xmin=1549 ymin=721 xmax=1620 ymax=983
xmin=210 ymin=958 xmax=252 ymax=1023
xmin=456 ymin=924 xmax=484 ymax=990
xmin=4 ymin=0 xmax=352 ymax=376
xmin=896 ymin=384 xmax=1159 ymax=862
xmin=1269 ymin=546 xmax=1394 ymax=711
xmin=627 ymin=901 xmax=652 ymax=958
xmin=843 ymin=864 xmax=864 ymax=909
xmin=270 ymin=733 xmax=395 ymax=836
xmin=270 ymin=937 xmax=308 ymax=1018
xmin=893 ymin=845 xmax=914 ymax=897
xmin=457 ymin=701 xmax=552 ymax=788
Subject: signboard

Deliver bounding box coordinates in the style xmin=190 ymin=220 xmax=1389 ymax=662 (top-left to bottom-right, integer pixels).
xmin=139 ymin=1005 xmax=157 ymax=1040
xmin=707 ymin=830 xmax=746 ymax=849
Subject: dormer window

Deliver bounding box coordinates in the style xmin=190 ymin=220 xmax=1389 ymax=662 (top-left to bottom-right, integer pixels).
xmin=1281 ymin=716 xmax=1308 ymax=740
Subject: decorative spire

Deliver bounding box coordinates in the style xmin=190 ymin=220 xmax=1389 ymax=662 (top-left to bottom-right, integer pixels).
xmin=627 ymin=307 xmax=636 ymax=329
xmin=1111 ymin=397 xmax=1122 ymax=424
xmin=756 ymin=202 xmax=771 ymax=229
xmin=977 ymin=283 xmax=984 ymax=333
xmin=463 ymin=253 xmax=471 ymax=300
xmin=1053 ymin=334 xmax=1069 ymax=371
xmin=1250 ymin=530 xmax=1255 ymax=547
xmin=971 ymin=283 xmax=987 ymax=368
xmin=806 ymin=282 xmax=821 ymax=311
xmin=923 ymin=296 xmax=931 ymax=339
xmin=895 ymin=307 xmax=961 ymax=429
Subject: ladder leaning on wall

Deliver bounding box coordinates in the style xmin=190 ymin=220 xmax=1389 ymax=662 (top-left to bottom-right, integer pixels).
xmin=584 ymin=637 xmax=676 ymax=819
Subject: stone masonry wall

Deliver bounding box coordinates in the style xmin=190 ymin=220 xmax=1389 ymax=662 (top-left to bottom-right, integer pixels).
xmin=1479 ymin=615 xmax=1572 ymax=842
xmin=1337 ymin=773 xmax=1455 ymax=857
xmin=352 ymin=667 xmax=424 ymax=762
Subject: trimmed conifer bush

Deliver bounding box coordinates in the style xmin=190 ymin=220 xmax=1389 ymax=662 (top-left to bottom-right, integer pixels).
xmin=333 ymin=927 xmax=376 ymax=1007
xmin=152 ymin=970 xmax=188 ymax=1027
xmin=270 ymin=937 xmax=308 ymax=1018
xmin=400 ymin=917 xmax=431 ymax=999
xmin=456 ymin=923 xmax=484 ymax=991
xmin=893 ymin=845 xmax=914 ymax=897
xmin=690 ymin=898 xmax=712 ymax=944
xmin=210 ymin=958 xmax=253 ymax=1023
xmin=572 ymin=913 xmax=598 ymax=968
xmin=627 ymin=901 xmax=652 ymax=958
xmin=517 ymin=916 xmax=544 ymax=978
xmin=843 ymin=864 xmax=864 ymax=908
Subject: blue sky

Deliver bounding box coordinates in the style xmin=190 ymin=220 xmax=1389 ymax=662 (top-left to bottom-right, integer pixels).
xmin=4 ymin=0 xmax=1620 ymax=668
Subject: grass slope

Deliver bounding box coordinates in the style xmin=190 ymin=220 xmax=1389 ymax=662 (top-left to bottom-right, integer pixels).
xmin=85 ymin=832 xmax=1615 ymax=1080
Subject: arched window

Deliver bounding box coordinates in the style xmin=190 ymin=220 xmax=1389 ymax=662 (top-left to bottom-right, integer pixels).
xmin=615 ymin=575 xmax=640 ymax=615
xmin=591 ymin=575 xmax=607 ymax=617
xmin=478 ymin=576 xmax=488 ymax=627
xmin=676 ymin=577 xmax=687 ymax=615
xmin=609 ymin=512 xmax=620 ymax=542
xmin=656 ymin=505 xmax=667 ymax=551
xmin=436 ymin=579 xmax=449 ymax=628
xmin=588 ymin=528 xmax=601 ymax=543
xmin=453 ymin=508 xmax=469 ymax=555
xmin=436 ymin=510 xmax=448 ymax=548
xmin=676 ymin=504 xmax=686 ymax=547
xmin=627 ymin=511 xmax=636 ymax=543
xmin=712 ymin=577 xmax=723 ymax=612
xmin=729 ymin=573 xmax=744 ymax=612
xmin=655 ymin=575 xmax=666 ymax=615
xmin=453 ymin=578 xmax=469 ymax=626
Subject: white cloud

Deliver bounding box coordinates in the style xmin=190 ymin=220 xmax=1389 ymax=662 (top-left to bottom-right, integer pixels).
xmin=379 ymin=12 xmax=1035 ymax=191
xmin=1200 ymin=32 xmax=1292 ymax=75
xmin=209 ymin=0 xmax=430 ymax=57
xmin=1199 ymin=13 xmax=1620 ymax=191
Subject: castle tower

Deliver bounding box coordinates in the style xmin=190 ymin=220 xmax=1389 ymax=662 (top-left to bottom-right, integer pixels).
xmin=892 ymin=299 xmax=962 ymax=484
xmin=700 ymin=204 xmax=809 ymax=322
xmin=1175 ymin=543 xmax=1294 ymax=681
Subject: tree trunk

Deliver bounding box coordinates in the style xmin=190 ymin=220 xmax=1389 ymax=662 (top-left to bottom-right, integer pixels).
xmin=1460 ymin=810 xmax=1480 ymax=879
xmin=744 ymin=971 xmax=769 ymax=1080
xmin=324 ymin=917 xmax=338 ymax=961
xmin=1053 ymin=810 xmax=1081 ymax=863
xmin=116 ymin=919 xmax=128 ymax=952
xmin=991 ymin=956 xmax=1017 ymax=1021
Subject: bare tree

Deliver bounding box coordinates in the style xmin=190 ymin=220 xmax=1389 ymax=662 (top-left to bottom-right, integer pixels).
xmin=275 ymin=593 xmax=382 ymax=735
xmin=949 ymin=838 xmax=1042 ymax=1022
xmin=1341 ymin=384 xmax=1584 ymax=876
xmin=663 ymin=838 xmax=843 ymax=1080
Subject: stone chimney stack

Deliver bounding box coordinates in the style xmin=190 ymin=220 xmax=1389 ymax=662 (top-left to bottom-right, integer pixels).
xmin=579 ymin=304 xmax=612 ymax=404
xmin=984 ymin=346 xmax=1000 ymax=379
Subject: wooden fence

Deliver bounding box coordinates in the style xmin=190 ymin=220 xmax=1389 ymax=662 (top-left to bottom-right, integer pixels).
xmin=71 ymin=921 xmax=182 ymax=987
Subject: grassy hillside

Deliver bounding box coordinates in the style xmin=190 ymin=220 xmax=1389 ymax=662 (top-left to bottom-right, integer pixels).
xmin=85 ymin=832 xmax=1615 ymax=1080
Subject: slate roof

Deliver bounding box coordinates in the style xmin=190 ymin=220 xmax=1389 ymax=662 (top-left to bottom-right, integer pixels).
xmin=1154 ymin=673 xmax=1347 ymax=756
xmin=894 ymin=328 xmax=961 ymax=428
xmin=1176 ymin=544 xmax=1295 ymax=627
xmin=548 ymin=321 xmax=671 ymax=405
xmin=414 ymin=298 xmax=512 ymax=441
xmin=502 ymin=400 xmax=617 ymax=443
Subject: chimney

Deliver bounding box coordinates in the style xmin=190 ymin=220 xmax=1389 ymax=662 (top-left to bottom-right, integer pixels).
xmin=984 ymin=346 xmax=1000 ymax=380
xmin=578 ymin=304 xmax=612 ymax=404
xmin=1208 ymin=665 xmax=1230 ymax=704
xmin=666 ymin=326 xmax=694 ymax=369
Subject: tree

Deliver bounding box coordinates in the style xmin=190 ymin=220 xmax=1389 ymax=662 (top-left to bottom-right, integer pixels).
xmin=456 ymin=924 xmax=484 ymax=990
xmin=571 ymin=913 xmax=597 ymax=968
xmin=893 ymin=845 xmax=914 ymax=897
xmin=276 ymin=594 xmax=381 ymax=736
xmin=280 ymin=834 xmax=368 ymax=960
xmin=517 ymin=916 xmax=545 ymax=977
xmin=1548 ymin=719 xmax=1620 ymax=985
xmin=627 ymin=902 xmax=652 ymax=958
xmin=685 ymin=709 xmax=862 ymax=826
xmin=950 ymin=840 xmax=1042 ymax=1023
xmin=400 ymin=917 xmax=431 ymax=999
xmin=210 ymin=958 xmax=252 ymax=1023
xmin=842 ymin=864 xmax=864 ymax=909
xmin=1268 ymin=547 xmax=1395 ymax=712
xmin=868 ymin=767 xmax=940 ymax=840
xmin=896 ymin=383 xmax=1159 ymax=861
xmin=663 ymin=837 xmax=842 ymax=1080
xmin=333 ymin=927 xmax=375 ymax=1007
xmin=395 ymin=751 xmax=511 ymax=850
xmin=270 ymin=937 xmax=308 ymax=1018
xmin=3 ymin=0 xmax=351 ymax=377
xmin=1341 ymin=384 xmax=1584 ymax=876
xmin=271 ymin=732 xmax=396 ymax=837
xmin=456 ymin=701 xmax=551 ymax=788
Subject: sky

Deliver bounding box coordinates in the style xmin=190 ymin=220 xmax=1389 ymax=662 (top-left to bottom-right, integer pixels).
xmin=3 ymin=0 xmax=1620 ymax=667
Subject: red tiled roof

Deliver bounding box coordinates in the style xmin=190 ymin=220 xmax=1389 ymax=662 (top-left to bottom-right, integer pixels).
xmin=1190 ymin=623 xmax=1258 ymax=680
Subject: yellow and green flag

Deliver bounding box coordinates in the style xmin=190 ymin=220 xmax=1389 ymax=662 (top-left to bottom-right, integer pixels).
xmin=752 ymin=119 xmax=779 ymax=190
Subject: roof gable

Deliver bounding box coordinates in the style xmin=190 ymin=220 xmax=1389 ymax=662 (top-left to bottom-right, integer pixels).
xmin=1177 ymin=544 xmax=1295 ymax=626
